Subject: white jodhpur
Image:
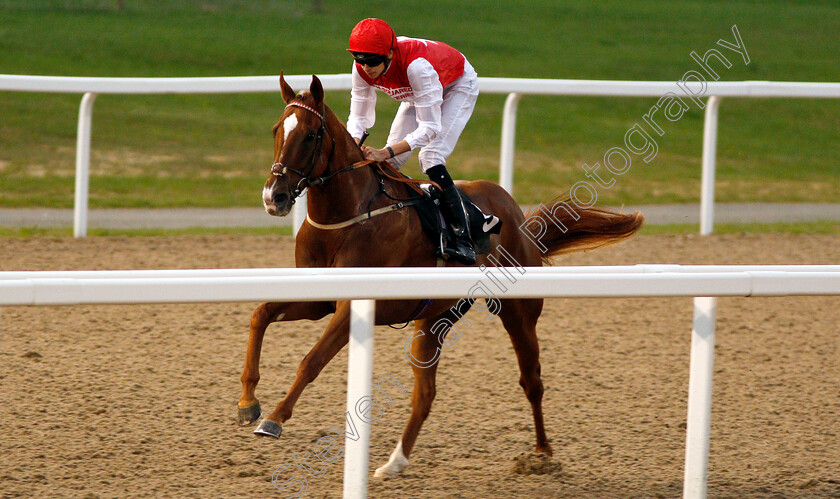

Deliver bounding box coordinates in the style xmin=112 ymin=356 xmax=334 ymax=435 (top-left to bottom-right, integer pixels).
xmin=373 ymin=440 xmax=409 ymax=478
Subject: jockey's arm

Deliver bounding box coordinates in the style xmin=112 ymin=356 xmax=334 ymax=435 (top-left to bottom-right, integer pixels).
xmin=361 ymin=139 xmax=410 ymax=162
xmin=402 ymin=58 xmax=443 ymax=151
xmin=347 ymin=63 xmax=377 ymax=141
xmin=360 ymin=58 xmax=441 ymax=163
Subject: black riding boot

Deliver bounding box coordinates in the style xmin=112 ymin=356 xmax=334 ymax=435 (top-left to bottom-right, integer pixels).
xmin=426 ymin=164 xmax=477 ymax=265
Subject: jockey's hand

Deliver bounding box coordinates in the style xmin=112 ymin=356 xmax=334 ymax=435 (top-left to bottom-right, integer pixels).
xmin=361 ymin=146 xmax=391 ymax=162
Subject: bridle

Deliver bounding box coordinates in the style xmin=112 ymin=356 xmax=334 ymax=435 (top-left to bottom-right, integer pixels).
xmin=270 ymin=101 xmax=335 ymax=203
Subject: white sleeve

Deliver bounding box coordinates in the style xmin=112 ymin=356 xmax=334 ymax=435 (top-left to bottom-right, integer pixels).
xmin=403 ymin=58 xmax=442 ymax=150
xmin=346 ymin=63 xmax=377 ymax=140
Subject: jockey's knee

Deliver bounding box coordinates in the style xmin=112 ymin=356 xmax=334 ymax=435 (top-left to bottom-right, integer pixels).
xmin=418 ymin=152 xmax=447 ymax=173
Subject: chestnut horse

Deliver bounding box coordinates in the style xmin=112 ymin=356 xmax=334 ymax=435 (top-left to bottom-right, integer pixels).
xmin=239 ymin=74 xmax=644 ymax=478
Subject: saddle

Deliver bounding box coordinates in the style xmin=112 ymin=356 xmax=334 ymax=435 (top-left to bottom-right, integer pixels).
xmin=415 ymin=184 xmax=502 ymax=258
xmin=371 ymin=162 xmax=502 ymax=259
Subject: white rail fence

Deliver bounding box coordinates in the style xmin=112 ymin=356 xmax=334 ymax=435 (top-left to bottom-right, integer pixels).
xmin=2 ymin=74 xmax=839 ymax=237
xmin=2 ymin=265 xmax=840 ymax=499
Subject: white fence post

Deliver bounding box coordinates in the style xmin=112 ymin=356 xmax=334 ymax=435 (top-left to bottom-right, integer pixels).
xmin=292 ymin=192 xmax=307 ymax=236
xmin=683 ymin=296 xmax=718 ymax=499
xmin=74 ymin=92 xmax=97 ymax=238
xmin=499 ymin=92 xmax=522 ymax=195
xmin=699 ymin=96 xmax=722 ymax=236
xmin=343 ymin=299 xmax=376 ymax=499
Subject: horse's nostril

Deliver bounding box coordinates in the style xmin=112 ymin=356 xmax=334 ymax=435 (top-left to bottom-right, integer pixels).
xmin=273 ymin=192 xmax=288 ymax=205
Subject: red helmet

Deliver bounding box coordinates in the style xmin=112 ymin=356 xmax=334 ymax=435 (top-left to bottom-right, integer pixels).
xmin=347 ymin=18 xmax=396 ymax=55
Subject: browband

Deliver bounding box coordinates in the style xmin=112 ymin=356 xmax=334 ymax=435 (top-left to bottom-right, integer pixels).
xmin=286 ymin=102 xmax=324 ymax=122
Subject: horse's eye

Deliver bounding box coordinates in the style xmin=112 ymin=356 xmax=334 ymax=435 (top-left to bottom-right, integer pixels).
xmin=305 ymin=131 xmax=316 ymax=141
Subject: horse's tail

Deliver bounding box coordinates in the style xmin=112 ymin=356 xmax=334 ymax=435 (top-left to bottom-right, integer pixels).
xmin=521 ymin=197 xmax=644 ymax=263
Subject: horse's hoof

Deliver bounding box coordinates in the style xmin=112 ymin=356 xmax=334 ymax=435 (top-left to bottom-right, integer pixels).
xmin=238 ymin=403 xmax=262 ymax=426
xmin=254 ymin=419 xmax=282 ymax=438
xmin=373 ymin=467 xmax=399 ymax=479
xmin=374 ymin=443 xmax=409 ymax=479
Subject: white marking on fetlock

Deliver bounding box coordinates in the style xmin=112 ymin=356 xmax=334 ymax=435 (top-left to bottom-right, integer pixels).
xmin=374 ymin=440 xmax=409 ymax=478
xmin=274 ymin=312 xmax=285 ymax=322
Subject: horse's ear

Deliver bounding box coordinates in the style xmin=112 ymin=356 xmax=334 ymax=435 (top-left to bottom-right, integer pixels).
xmin=310 ymin=75 xmax=324 ymax=104
xmin=279 ymin=72 xmax=296 ymax=104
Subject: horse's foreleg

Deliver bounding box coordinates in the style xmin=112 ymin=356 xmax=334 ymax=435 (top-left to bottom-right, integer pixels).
xmin=498 ymin=298 xmax=552 ymax=456
xmin=238 ymin=301 xmax=332 ymax=426
xmin=253 ymin=301 xmax=351 ymax=438
xmin=375 ymin=316 xmax=444 ymax=478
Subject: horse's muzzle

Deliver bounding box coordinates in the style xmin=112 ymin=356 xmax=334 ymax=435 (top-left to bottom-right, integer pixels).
xmin=272 ymin=191 xmax=290 ymax=209
xmin=262 ymin=184 xmax=292 ymax=217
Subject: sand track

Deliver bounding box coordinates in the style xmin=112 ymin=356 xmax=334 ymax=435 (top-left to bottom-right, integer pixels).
xmin=1 ymin=233 xmax=839 ymax=498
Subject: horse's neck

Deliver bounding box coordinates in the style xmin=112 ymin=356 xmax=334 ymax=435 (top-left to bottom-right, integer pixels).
xmin=306 ymin=120 xmax=380 ymax=224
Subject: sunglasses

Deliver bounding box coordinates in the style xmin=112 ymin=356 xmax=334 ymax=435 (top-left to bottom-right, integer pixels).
xmin=351 ymin=52 xmax=387 ymax=67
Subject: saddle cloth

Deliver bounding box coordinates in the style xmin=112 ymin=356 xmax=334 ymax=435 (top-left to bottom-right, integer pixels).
xmin=413 ymin=184 xmax=502 ymax=257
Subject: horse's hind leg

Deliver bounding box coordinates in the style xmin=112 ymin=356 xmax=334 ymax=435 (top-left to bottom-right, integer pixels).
xmin=498 ymin=298 xmax=553 ymax=456
xmin=375 ymin=304 xmax=470 ymax=478
xmin=238 ymin=300 xmax=332 ymax=426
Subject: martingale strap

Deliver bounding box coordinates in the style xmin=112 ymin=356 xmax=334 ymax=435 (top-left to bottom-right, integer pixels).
xmin=304 ymin=160 xmax=437 ymax=230
xmin=306 ymin=199 xmax=421 ymax=230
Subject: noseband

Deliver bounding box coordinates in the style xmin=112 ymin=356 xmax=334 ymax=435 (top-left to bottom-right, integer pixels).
xmin=271 ymin=102 xmax=334 ymax=203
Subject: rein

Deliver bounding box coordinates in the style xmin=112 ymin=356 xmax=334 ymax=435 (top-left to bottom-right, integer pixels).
xmin=376 ymin=161 xmax=441 ymax=196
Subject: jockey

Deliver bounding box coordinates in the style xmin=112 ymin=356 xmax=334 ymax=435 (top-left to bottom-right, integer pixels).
xmin=345 ymin=18 xmax=479 ymax=265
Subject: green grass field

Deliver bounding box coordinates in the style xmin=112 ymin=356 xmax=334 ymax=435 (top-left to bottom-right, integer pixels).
xmin=1 ymin=0 xmax=838 ymax=210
